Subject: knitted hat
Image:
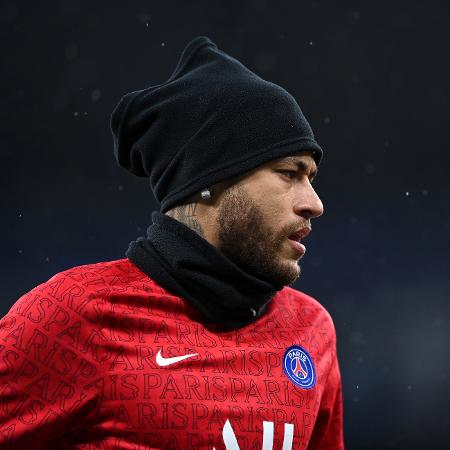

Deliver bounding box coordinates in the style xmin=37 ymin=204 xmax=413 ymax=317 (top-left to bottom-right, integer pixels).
xmin=111 ymin=36 xmax=323 ymax=213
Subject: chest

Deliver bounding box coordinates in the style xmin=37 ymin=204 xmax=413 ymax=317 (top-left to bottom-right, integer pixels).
xmin=83 ymin=312 xmax=332 ymax=449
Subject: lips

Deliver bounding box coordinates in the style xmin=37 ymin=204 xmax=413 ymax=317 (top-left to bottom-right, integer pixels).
xmin=288 ymin=227 xmax=311 ymax=241
xmin=287 ymin=226 xmax=310 ymax=257
xmin=288 ymin=238 xmax=306 ymax=256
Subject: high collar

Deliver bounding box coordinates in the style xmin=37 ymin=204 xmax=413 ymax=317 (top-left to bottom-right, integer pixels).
xmin=125 ymin=211 xmax=283 ymax=329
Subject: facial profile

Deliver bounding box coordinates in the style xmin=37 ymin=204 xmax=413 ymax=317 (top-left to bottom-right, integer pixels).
xmin=212 ymin=150 xmax=324 ymax=287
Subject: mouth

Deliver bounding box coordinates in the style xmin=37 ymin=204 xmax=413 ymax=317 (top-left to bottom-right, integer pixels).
xmin=287 ymin=237 xmax=306 ymax=256
xmin=288 ymin=227 xmax=311 ymax=241
xmin=286 ymin=227 xmax=310 ymax=257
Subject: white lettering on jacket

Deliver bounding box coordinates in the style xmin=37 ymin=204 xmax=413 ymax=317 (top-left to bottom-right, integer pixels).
xmin=214 ymin=419 xmax=294 ymax=450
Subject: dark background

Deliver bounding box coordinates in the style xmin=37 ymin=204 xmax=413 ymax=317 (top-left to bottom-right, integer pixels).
xmin=2 ymin=1 xmax=449 ymax=448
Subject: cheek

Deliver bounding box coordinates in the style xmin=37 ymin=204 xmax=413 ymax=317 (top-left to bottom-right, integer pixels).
xmin=256 ymin=199 xmax=288 ymax=238
xmin=243 ymin=180 xmax=291 ymax=224
xmin=249 ymin=190 xmax=281 ymax=219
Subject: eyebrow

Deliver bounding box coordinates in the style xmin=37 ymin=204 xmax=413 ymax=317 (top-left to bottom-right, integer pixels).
xmin=280 ymin=156 xmax=318 ymax=179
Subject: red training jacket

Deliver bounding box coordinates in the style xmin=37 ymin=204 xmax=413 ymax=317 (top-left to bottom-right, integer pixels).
xmin=0 ymin=258 xmax=344 ymax=449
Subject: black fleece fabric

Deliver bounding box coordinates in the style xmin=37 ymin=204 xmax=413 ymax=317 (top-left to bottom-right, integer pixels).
xmin=111 ymin=35 xmax=323 ymax=213
xmin=126 ymin=211 xmax=283 ymax=329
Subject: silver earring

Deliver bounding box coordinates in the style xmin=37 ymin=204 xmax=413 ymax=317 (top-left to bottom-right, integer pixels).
xmin=200 ymin=188 xmax=212 ymax=200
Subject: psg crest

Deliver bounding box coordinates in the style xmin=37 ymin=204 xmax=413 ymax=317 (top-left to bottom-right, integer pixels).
xmin=283 ymin=345 xmax=316 ymax=389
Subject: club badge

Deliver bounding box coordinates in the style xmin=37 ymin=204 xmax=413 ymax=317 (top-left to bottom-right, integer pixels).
xmin=283 ymin=345 xmax=316 ymax=389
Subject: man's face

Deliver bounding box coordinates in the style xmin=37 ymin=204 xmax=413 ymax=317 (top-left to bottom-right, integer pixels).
xmin=213 ymin=150 xmax=323 ymax=287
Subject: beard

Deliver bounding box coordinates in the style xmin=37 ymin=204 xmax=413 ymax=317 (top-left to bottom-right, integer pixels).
xmin=214 ymin=184 xmax=302 ymax=288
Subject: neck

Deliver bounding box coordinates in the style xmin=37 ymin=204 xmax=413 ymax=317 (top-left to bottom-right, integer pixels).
xmin=165 ymin=202 xmax=206 ymax=238
xmin=126 ymin=211 xmax=281 ymax=329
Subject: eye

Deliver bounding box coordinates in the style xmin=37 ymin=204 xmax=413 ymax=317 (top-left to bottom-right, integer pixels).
xmin=278 ymin=170 xmax=317 ymax=186
xmin=277 ymin=170 xmax=298 ymax=180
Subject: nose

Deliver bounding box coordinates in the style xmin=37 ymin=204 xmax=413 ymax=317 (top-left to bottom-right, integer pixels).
xmin=293 ymin=181 xmax=324 ymax=220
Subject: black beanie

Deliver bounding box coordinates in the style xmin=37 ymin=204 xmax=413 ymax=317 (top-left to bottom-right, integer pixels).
xmin=111 ymin=36 xmax=323 ymax=213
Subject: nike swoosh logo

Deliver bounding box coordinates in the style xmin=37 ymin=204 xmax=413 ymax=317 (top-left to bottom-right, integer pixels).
xmin=155 ymin=349 xmax=198 ymax=367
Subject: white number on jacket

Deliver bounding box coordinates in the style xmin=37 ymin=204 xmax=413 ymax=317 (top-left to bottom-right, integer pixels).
xmin=213 ymin=419 xmax=294 ymax=450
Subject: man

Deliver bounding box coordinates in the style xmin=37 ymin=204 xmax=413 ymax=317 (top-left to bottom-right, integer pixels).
xmin=0 ymin=36 xmax=344 ymax=449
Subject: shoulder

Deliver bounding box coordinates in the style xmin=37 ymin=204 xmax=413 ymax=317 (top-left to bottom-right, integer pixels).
xmin=5 ymin=258 xmax=158 ymax=321
xmin=275 ymin=285 xmax=337 ymax=337
xmin=45 ymin=257 xmax=145 ymax=285
xmin=31 ymin=257 xmax=157 ymax=296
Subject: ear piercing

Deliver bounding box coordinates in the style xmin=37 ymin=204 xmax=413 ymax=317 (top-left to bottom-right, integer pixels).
xmin=200 ymin=188 xmax=212 ymax=200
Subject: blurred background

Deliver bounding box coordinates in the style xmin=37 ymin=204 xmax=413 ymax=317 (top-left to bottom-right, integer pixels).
xmin=2 ymin=0 xmax=449 ymax=448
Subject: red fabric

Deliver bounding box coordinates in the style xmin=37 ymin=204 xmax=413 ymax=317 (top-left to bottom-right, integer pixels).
xmin=0 ymin=258 xmax=344 ymax=449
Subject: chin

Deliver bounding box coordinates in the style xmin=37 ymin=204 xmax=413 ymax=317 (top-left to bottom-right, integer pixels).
xmin=264 ymin=260 xmax=301 ymax=287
